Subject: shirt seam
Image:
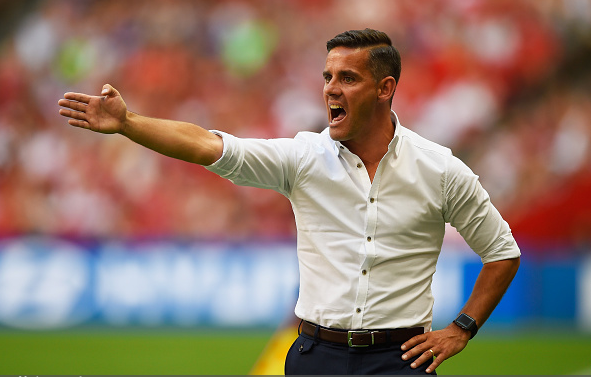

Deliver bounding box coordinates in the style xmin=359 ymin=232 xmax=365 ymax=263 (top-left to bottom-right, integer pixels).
xmin=291 ymin=139 xmax=312 ymax=197
xmin=401 ymin=138 xmax=450 ymax=157
xmin=399 ymin=134 xmax=451 ymax=219
xmin=442 ymin=155 xmax=450 ymax=220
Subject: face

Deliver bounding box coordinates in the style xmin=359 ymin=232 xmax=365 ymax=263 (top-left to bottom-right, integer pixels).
xmin=323 ymin=46 xmax=381 ymax=143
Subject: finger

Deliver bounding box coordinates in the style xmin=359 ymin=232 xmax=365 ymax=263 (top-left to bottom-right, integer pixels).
xmin=63 ymin=92 xmax=92 ymax=104
xmin=401 ymin=334 xmax=426 ymax=352
xmin=409 ymin=349 xmax=435 ymax=369
xmin=101 ymin=83 xmax=119 ymax=97
xmin=101 ymin=84 xmax=112 ymax=96
xmin=402 ymin=344 xmax=429 ymax=362
xmin=59 ymin=108 xmax=87 ymax=121
xmin=67 ymin=118 xmax=90 ymax=129
xmin=58 ymin=99 xmax=87 ymax=112
xmin=425 ymin=352 xmax=444 ymax=374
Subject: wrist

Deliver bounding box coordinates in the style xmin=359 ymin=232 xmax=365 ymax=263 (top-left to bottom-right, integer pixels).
xmin=119 ymin=110 xmax=134 ymax=136
xmin=450 ymin=322 xmax=472 ymax=341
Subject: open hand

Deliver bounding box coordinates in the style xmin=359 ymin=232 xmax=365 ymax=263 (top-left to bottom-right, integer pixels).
xmin=401 ymin=323 xmax=471 ymax=374
xmin=58 ymin=84 xmax=127 ymax=134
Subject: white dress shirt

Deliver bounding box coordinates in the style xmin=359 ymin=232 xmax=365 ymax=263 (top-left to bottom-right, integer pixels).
xmin=206 ymin=111 xmax=520 ymax=331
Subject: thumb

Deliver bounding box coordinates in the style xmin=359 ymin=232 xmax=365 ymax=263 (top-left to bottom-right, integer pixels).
xmin=101 ymin=84 xmax=119 ymax=97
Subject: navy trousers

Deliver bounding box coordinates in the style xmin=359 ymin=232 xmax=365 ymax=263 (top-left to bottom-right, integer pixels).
xmin=285 ymin=332 xmax=436 ymax=375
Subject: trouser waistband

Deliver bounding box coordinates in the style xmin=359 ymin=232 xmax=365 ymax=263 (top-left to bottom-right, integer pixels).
xmin=300 ymin=321 xmax=424 ymax=347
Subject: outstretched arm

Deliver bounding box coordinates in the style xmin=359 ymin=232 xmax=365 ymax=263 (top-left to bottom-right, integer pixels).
xmin=401 ymin=256 xmax=520 ymax=374
xmin=58 ymin=84 xmax=223 ymax=166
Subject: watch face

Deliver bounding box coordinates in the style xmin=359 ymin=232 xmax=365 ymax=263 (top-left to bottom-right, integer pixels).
xmin=456 ymin=314 xmax=474 ymax=328
xmin=455 ymin=313 xmax=478 ymax=339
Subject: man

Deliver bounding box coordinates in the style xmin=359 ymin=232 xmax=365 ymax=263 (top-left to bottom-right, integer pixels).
xmin=58 ymin=29 xmax=520 ymax=374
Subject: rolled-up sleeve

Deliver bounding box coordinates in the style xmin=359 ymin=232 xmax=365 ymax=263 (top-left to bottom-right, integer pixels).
xmin=204 ymin=130 xmax=307 ymax=197
xmin=443 ymin=155 xmax=521 ymax=263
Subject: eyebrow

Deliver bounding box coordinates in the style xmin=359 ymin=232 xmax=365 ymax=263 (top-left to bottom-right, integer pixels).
xmin=323 ymin=69 xmax=360 ymax=78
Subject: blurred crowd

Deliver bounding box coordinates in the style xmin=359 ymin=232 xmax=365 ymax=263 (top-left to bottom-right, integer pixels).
xmin=0 ymin=0 xmax=590 ymax=246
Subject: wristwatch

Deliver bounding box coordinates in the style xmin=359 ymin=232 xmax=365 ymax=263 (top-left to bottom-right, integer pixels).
xmin=453 ymin=313 xmax=478 ymax=339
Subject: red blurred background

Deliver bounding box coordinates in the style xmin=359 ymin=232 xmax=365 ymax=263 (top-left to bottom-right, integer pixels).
xmin=0 ymin=0 xmax=590 ymax=250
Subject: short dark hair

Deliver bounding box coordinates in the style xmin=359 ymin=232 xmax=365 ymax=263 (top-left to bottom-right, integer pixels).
xmin=326 ymin=28 xmax=401 ymax=85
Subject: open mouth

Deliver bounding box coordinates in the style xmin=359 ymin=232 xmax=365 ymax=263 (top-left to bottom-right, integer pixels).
xmin=329 ymin=104 xmax=347 ymax=124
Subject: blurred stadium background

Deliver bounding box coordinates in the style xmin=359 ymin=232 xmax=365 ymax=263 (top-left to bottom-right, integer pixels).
xmin=1 ymin=0 xmax=591 ymax=374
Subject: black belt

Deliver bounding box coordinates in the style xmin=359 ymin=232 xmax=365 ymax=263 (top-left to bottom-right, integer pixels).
xmin=300 ymin=321 xmax=423 ymax=347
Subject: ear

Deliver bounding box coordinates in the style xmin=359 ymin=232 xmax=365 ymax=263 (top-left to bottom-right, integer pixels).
xmin=377 ymin=76 xmax=396 ymax=103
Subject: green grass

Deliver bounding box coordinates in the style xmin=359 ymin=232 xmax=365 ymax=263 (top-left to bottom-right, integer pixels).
xmin=437 ymin=331 xmax=591 ymax=375
xmin=1 ymin=327 xmax=590 ymax=375
xmin=0 ymin=327 xmax=274 ymax=375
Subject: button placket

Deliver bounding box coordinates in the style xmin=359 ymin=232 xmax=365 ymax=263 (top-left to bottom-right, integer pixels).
xmin=365 ymin=188 xmax=378 ymax=246
xmin=352 ymin=153 xmax=383 ymax=329
xmin=352 ymin=179 xmax=379 ymax=328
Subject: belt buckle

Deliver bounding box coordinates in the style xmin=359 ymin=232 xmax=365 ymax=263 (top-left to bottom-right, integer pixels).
xmin=347 ymin=330 xmax=373 ymax=347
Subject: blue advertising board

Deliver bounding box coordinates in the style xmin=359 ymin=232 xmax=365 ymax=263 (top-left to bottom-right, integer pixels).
xmin=0 ymin=236 xmax=299 ymax=329
xmin=0 ymin=236 xmax=589 ymax=331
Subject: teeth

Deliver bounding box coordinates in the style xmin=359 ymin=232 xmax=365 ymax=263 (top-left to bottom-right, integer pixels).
xmin=329 ymin=104 xmax=343 ymax=109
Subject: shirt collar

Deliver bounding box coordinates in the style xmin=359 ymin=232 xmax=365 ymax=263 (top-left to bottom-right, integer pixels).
xmin=389 ymin=110 xmax=402 ymax=157
xmin=332 ymin=110 xmax=402 ymax=157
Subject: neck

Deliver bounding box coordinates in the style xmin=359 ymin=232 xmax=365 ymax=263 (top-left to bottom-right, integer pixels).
xmin=343 ymin=111 xmax=395 ymax=165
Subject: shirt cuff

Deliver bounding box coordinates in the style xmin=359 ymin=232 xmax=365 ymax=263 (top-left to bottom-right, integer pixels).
xmin=480 ymin=233 xmax=521 ymax=264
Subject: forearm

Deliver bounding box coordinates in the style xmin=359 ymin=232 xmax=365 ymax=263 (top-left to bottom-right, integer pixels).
xmin=459 ymin=257 xmax=520 ymax=329
xmin=399 ymin=256 xmax=520 ymax=372
xmin=121 ymin=111 xmax=223 ymax=166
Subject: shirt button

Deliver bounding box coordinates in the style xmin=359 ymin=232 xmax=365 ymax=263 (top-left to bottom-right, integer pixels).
xmin=362 ymin=270 xmax=367 ymax=275
xmin=356 ymin=163 xmax=362 ymax=168
xmin=369 ymin=198 xmax=375 ymax=203
xmin=367 ymin=236 xmax=372 ymax=242
xmin=356 ymin=308 xmax=361 ymax=313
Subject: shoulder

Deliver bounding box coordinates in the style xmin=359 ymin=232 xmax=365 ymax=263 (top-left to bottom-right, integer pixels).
xmin=398 ymin=126 xmax=479 ymax=192
xmin=397 ymin=125 xmax=452 ymax=158
xmin=395 ymin=125 xmax=477 ymax=189
xmin=295 ymin=128 xmax=331 ymax=144
xmin=294 ymin=128 xmax=338 ymax=154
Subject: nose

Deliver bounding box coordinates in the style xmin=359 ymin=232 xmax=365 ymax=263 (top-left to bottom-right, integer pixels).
xmin=323 ymin=78 xmax=340 ymax=97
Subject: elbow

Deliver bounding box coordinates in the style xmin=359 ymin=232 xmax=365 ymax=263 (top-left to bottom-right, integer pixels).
xmin=505 ymin=256 xmax=520 ymax=281
xmin=193 ymin=132 xmax=224 ymax=166
xmin=513 ymin=256 xmax=521 ymax=274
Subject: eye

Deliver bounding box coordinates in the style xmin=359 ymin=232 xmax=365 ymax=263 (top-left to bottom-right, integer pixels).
xmin=343 ymin=76 xmax=354 ymax=83
xmin=324 ymin=74 xmax=332 ymax=84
